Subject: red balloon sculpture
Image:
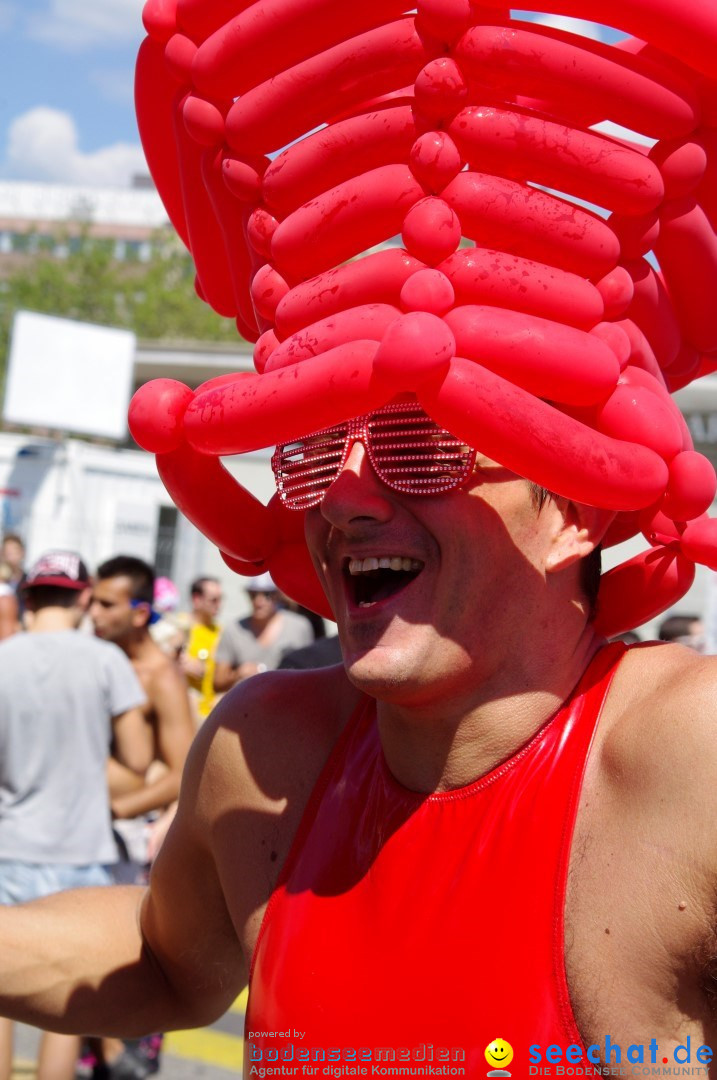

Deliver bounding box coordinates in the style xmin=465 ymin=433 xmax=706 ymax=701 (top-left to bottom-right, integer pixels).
xmin=131 ymin=0 xmax=717 ymax=635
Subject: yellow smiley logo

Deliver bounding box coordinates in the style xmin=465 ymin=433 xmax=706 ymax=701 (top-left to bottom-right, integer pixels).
xmin=485 ymin=1039 xmax=514 ymax=1069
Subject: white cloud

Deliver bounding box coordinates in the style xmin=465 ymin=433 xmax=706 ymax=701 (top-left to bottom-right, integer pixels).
xmin=3 ymin=107 xmax=147 ymax=187
xmin=26 ymin=0 xmax=144 ymax=50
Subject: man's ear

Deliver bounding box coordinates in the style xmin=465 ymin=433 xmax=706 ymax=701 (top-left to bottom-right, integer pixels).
xmin=545 ymin=500 xmax=616 ymax=574
xmin=131 ymin=602 xmax=152 ymax=629
xmin=77 ymin=586 xmax=92 ymax=612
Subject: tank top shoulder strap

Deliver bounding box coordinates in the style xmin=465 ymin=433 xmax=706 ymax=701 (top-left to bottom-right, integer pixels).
xmin=248 ymin=692 xmax=374 ymax=981
xmin=554 ymin=639 xmax=627 ymax=775
xmin=552 ymin=639 xmax=628 ymax=1040
xmin=279 ymin=693 xmax=374 ymax=887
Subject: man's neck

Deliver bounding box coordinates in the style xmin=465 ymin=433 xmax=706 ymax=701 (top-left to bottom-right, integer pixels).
xmin=30 ymin=608 xmax=77 ymax=633
xmin=119 ymin=629 xmax=157 ymax=662
xmin=376 ymin=625 xmax=605 ymax=794
xmin=250 ymin=611 xmax=279 ymax=636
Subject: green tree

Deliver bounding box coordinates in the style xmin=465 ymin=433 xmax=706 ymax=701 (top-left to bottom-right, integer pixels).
xmin=0 ymin=226 xmax=242 ymax=385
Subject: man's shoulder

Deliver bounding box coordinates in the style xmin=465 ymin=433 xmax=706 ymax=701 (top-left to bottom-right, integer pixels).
xmin=80 ymin=634 xmax=143 ymax=678
xmin=187 ymin=664 xmax=361 ymax=819
xmin=137 ymin=638 xmax=187 ymax=693
xmin=211 ymin=662 xmax=358 ymax=748
xmin=607 ymin=640 xmax=715 ymax=720
xmin=189 ymin=621 xmax=220 ymax=644
xmin=282 ymin=608 xmax=313 ymax=628
xmin=0 ymin=628 xmax=27 ymax=649
xmin=600 ymin=641 xmax=717 ymax=801
xmin=222 ymin=616 xmax=250 ymax=639
xmin=81 ymin=633 xmax=128 ymax=657
xmin=1 ymin=630 xmax=117 ymax=659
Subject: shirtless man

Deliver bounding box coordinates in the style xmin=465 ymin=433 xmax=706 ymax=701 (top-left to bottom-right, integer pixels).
xmin=0 ymin=429 xmax=715 ymax=1076
xmin=89 ymin=555 xmax=194 ymax=838
xmin=87 ymin=555 xmax=195 ymax=1075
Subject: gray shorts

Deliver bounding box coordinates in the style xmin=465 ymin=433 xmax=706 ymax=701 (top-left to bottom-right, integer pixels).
xmin=0 ymin=859 xmax=111 ymax=904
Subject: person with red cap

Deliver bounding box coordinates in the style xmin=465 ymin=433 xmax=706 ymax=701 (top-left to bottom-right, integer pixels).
xmin=0 ymin=551 xmax=151 ymax=1080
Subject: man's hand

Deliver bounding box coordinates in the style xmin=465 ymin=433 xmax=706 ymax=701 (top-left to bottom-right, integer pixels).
xmin=111 ymin=664 xmax=194 ymax=820
xmin=213 ymin=660 xmax=262 ymax=692
xmin=179 ymin=651 xmax=204 ymax=681
xmin=146 ymin=803 xmax=178 ymax=862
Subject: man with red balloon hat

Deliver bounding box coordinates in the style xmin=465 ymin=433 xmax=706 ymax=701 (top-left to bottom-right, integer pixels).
xmin=3 ymin=1 xmax=717 ymax=1075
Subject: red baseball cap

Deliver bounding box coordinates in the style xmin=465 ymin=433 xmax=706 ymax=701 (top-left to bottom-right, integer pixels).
xmin=23 ymin=551 xmax=91 ymax=591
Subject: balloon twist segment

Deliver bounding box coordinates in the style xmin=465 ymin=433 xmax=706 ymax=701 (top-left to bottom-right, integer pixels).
xmin=131 ymin=0 xmax=717 ymax=633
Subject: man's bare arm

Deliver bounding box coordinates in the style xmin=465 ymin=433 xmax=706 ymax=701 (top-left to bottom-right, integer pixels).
xmin=112 ymin=706 xmax=153 ymax=778
xmin=0 ymin=593 xmax=19 ymax=640
xmin=107 ymin=757 xmax=145 ymax=799
xmin=0 ymin=714 xmax=246 ymax=1037
xmin=112 ymin=664 xmax=194 ymax=820
xmin=213 ymin=659 xmax=260 ymax=693
xmin=213 ymin=659 xmax=239 ymax=693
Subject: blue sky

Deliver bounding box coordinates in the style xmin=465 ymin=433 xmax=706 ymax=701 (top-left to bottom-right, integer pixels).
xmin=0 ymin=4 xmax=619 ymax=190
xmin=0 ymin=0 xmax=146 ymax=186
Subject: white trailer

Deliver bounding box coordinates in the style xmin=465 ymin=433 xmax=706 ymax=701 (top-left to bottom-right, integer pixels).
xmin=0 ymin=431 xmax=276 ymax=623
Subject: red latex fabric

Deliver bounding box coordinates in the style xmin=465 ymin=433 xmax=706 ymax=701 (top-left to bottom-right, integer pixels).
xmin=246 ymin=643 xmax=627 ymax=1076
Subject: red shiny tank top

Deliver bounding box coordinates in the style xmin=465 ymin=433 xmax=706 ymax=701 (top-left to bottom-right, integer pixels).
xmin=246 ymin=643 xmax=625 ymax=1076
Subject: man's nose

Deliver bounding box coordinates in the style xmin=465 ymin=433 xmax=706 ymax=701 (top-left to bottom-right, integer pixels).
xmin=320 ymin=438 xmax=394 ymax=527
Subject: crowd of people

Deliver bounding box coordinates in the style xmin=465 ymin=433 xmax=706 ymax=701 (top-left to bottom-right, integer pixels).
xmin=0 ymin=540 xmax=334 ymax=1080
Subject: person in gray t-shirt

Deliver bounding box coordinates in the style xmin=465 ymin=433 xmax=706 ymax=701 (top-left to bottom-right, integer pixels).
xmin=213 ymin=572 xmax=314 ymax=693
xmin=0 ymin=551 xmax=150 ymax=1080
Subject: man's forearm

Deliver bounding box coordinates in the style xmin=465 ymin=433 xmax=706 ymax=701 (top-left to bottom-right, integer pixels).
xmin=212 ymin=669 xmax=239 ymax=693
xmin=214 ymin=662 xmax=261 ymax=693
xmin=0 ymin=886 xmax=186 ymax=1038
xmin=107 ymin=758 xmax=145 ymax=799
xmin=112 ymin=770 xmax=182 ymax=820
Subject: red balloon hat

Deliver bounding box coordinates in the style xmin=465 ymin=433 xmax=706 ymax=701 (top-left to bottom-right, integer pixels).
xmin=131 ymin=0 xmax=717 ymax=635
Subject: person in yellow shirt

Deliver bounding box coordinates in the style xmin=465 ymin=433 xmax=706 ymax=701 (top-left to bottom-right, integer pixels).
xmin=179 ymin=577 xmax=223 ymax=723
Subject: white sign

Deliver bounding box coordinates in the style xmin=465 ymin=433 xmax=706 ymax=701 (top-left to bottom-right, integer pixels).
xmin=3 ymin=311 xmax=136 ymax=440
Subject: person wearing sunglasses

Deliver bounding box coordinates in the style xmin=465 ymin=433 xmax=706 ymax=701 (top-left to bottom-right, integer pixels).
xmin=212 ymin=572 xmax=313 ymax=694
xmin=1 ymin=388 xmax=715 ymax=1077
xmin=3 ymin=4 xmax=717 ymax=1076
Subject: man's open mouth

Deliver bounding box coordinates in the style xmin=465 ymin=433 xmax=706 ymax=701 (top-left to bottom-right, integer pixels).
xmin=344 ymin=556 xmax=424 ymax=608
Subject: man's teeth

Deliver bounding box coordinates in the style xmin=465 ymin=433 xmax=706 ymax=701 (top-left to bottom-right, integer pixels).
xmin=348 ymin=557 xmax=422 ymax=575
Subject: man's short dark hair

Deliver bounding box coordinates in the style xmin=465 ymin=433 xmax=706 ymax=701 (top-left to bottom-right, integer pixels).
xmin=97 ymin=556 xmax=155 ymax=605
xmin=191 ymin=576 xmax=220 ymax=598
xmin=24 ymin=586 xmax=80 ymax=612
xmin=527 ymin=482 xmax=602 ymax=615
xmin=1 ymin=533 xmax=24 ymax=549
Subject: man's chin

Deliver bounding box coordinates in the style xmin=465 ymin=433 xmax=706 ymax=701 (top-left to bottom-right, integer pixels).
xmin=342 ymin=645 xmax=421 ymax=700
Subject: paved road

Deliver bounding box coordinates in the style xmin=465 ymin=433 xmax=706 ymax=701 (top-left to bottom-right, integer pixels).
xmin=11 ymin=990 xmax=246 ymax=1080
